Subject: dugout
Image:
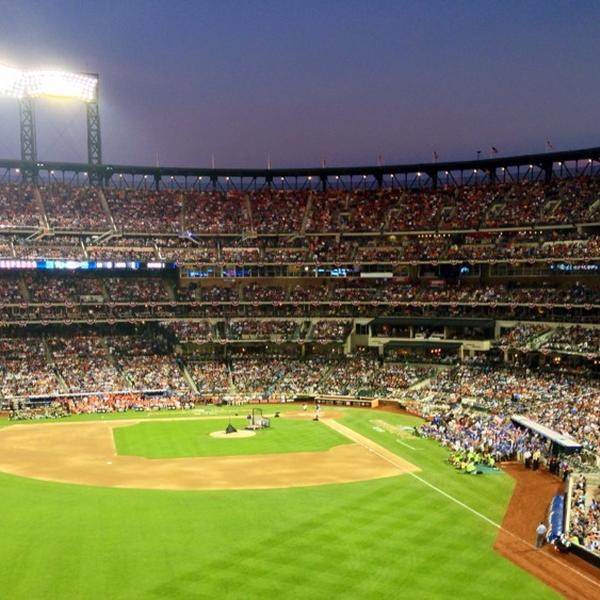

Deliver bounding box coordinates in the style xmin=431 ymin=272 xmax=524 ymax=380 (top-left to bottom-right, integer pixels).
xmin=510 ymin=415 xmax=582 ymax=455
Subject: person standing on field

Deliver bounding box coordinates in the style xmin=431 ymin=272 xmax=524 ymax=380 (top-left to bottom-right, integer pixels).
xmin=535 ymin=522 xmax=547 ymax=549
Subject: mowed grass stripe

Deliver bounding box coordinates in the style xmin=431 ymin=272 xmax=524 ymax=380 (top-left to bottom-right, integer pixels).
xmin=113 ymin=417 xmax=350 ymax=458
xmin=0 ymin=475 xmax=552 ymax=600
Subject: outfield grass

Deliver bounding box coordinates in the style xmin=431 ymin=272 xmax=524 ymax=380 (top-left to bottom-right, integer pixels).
xmin=113 ymin=417 xmax=350 ymax=458
xmin=0 ymin=407 xmax=559 ymax=599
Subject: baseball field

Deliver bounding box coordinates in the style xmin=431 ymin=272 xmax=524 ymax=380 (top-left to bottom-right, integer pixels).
xmin=0 ymin=406 xmax=561 ymax=599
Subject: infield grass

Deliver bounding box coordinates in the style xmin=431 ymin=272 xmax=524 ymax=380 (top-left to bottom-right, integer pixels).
xmin=0 ymin=407 xmax=559 ymax=599
xmin=113 ymin=417 xmax=350 ymax=458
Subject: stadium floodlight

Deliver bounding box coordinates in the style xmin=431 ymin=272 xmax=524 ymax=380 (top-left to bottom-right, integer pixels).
xmin=0 ymin=64 xmax=23 ymax=97
xmin=0 ymin=63 xmax=101 ymax=177
xmin=24 ymin=70 xmax=98 ymax=102
xmin=0 ymin=65 xmax=98 ymax=102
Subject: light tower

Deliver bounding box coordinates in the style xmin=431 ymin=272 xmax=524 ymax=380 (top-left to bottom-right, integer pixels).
xmin=0 ymin=65 xmax=101 ymax=182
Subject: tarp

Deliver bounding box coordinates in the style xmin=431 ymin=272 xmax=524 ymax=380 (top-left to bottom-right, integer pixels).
xmin=547 ymin=494 xmax=565 ymax=542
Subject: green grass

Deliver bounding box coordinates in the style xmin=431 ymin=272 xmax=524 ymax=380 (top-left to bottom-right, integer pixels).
xmin=0 ymin=407 xmax=559 ymax=599
xmin=113 ymin=417 xmax=350 ymax=458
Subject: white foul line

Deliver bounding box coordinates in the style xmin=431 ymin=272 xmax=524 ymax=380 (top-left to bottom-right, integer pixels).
xmin=396 ymin=439 xmax=417 ymax=451
xmin=342 ymin=423 xmax=600 ymax=591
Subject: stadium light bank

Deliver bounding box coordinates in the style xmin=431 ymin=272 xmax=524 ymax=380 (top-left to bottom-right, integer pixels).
xmin=0 ymin=63 xmax=102 ymax=180
xmin=0 ymin=64 xmax=97 ymax=101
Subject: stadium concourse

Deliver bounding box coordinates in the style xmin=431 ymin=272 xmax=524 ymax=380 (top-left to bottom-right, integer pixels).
xmin=1 ymin=161 xmax=600 ymax=597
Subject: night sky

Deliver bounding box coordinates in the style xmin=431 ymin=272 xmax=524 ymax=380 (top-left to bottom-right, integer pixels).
xmin=0 ymin=0 xmax=598 ymax=168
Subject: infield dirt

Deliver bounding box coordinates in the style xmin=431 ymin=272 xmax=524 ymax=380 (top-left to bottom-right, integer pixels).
xmin=0 ymin=415 xmax=418 ymax=491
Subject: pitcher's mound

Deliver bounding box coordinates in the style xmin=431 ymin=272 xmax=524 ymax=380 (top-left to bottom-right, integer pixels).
xmin=210 ymin=430 xmax=256 ymax=439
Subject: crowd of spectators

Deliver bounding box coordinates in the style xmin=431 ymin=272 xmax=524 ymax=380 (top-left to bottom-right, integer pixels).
xmin=1 ymin=175 xmax=599 ymax=236
xmin=251 ymin=191 xmax=307 ymax=233
xmin=40 ymin=185 xmax=109 ymax=230
xmin=1 ymin=229 xmax=598 ymax=265
xmin=229 ymin=355 xmax=327 ymax=401
xmin=499 ymin=324 xmax=600 ymax=356
xmin=48 ymin=336 xmax=125 ymax=393
xmin=13 ymin=235 xmax=86 ymax=260
xmin=0 ymin=276 xmax=23 ymax=303
xmin=183 ymin=191 xmax=251 ymax=234
xmin=106 ymin=335 xmax=188 ymax=391
xmin=311 ymin=320 xmax=352 ymax=341
xmin=87 ymin=236 xmax=158 ymax=262
xmin=379 ymin=363 xmax=434 ymax=396
xmin=0 ymin=184 xmax=41 ymax=228
xmin=227 ymin=320 xmax=297 ymax=340
xmin=0 ymin=337 xmax=61 ymax=397
xmin=412 ymin=365 xmax=600 ymax=454
xmin=568 ymin=474 xmax=600 ymax=556
xmin=165 ymin=321 xmax=214 ymax=341
xmin=540 ymin=326 xmax=600 ymax=356
xmin=418 ymin=407 xmax=571 ymax=477
xmin=498 ymin=324 xmax=551 ymax=349
xmin=158 ymin=237 xmax=218 ymax=263
xmin=187 ymin=361 xmax=230 ymax=395
xmin=106 ymin=189 xmax=182 ymax=233
xmin=1 ymin=275 xmax=598 ymax=328
xmin=106 ymin=277 xmax=169 ymax=302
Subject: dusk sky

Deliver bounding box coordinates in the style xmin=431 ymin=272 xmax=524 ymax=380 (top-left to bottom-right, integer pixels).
xmin=0 ymin=0 xmax=598 ymax=168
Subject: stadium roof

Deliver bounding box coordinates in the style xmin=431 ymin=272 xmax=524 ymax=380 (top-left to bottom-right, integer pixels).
xmin=0 ymin=145 xmax=598 ymax=185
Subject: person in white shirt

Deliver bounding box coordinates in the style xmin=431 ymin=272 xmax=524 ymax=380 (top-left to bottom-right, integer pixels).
xmin=535 ymin=522 xmax=547 ymax=548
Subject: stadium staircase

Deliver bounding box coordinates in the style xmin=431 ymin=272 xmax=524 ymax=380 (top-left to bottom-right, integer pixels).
xmin=588 ymin=197 xmax=600 ymax=220
xmin=97 ymin=188 xmax=118 ymax=232
xmin=164 ymin=280 xmax=177 ymax=301
xmin=17 ymin=275 xmax=30 ymax=302
xmin=293 ymin=321 xmax=309 ymax=343
xmin=526 ymin=328 xmax=556 ymax=351
xmin=43 ymin=339 xmax=69 ymax=393
xmin=214 ymin=321 xmax=228 ymax=342
xmin=439 ymin=204 xmax=456 ymax=223
xmin=33 ymin=187 xmax=50 ymax=230
xmin=299 ymin=192 xmax=313 ymax=234
xmin=305 ymin=320 xmax=317 ymax=342
xmin=541 ymin=199 xmax=561 ymax=220
xmin=406 ymin=365 xmax=448 ymax=392
xmin=179 ymin=360 xmax=198 ymax=393
xmin=102 ymin=339 xmax=135 ymax=388
xmin=244 ymin=195 xmax=254 ymax=232
xmin=177 ymin=193 xmax=185 ymax=232
xmin=3 ymin=239 xmax=16 ymax=257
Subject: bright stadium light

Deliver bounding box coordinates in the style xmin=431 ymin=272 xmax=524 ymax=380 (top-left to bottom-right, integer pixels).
xmin=25 ymin=70 xmax=98 ymax=102
xmin=0 ymin=62 xmax=102 ymax=178
xmin=0 ymin=64 xmax=23 ymax=97
xmin=0 ymin=64 xmax=98 ymax=102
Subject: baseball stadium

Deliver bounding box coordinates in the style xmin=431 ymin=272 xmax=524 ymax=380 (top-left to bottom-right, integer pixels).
xmin=1 ymin=4 xmax=600 ymax=599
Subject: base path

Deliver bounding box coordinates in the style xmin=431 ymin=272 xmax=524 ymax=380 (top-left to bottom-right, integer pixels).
xmin=322 ymin=419 xmax=418 ymax=473
xmin=0 ymin=418 xmax=417 ymax=491
xmin=495 ymin=463 xmax=600 ymax=600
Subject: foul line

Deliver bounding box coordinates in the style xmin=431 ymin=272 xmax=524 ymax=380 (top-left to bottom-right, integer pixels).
xmin=336 ymin=421 xmax=600 ymax=591
xmin=396 ymin=439 xmax=417 ymax=451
